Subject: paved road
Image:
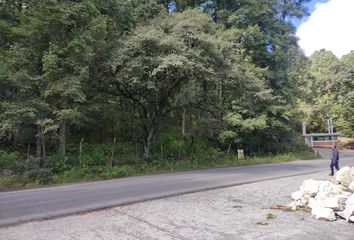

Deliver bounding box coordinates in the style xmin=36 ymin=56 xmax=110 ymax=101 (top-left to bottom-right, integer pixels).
xmin=1 ymin=149 xmax=353 ymax=227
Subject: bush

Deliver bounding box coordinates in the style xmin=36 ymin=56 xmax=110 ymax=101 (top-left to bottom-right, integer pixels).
xmin=80 ymin=144 xmax=111 ymax=166
xmin=106 ymin=165 xmax=137 ymax=178
xmin=25 ymin=167 xmax=52 ymax=184
xmin=0 ymin=150 xmax=23 ymax=171
xmin=44 ymin=155 xmax=70 ymax=174
xmin=0 ymin=175 xmax=29 ymax=189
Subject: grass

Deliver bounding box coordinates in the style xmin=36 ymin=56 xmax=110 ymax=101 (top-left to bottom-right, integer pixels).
xmin=269 ymin=204 xmax=293 ymax=212
xmin=0 ymin=150 xmax=317 ymax=190
xmin=266 ymin=213 xmax=275 ymax=220
xmin=256 ymin=221 xmax=269 ymax=225
xmin=269 ymin=204 xmax=311 ymax=213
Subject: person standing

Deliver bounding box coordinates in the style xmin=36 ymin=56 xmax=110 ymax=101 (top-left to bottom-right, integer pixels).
xmin=329 ymin=145 xmax=339 ymax=176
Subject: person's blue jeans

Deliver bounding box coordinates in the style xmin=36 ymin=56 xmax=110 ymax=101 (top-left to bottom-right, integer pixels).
xmin=330 ymin=161 xmax=339 ymax=175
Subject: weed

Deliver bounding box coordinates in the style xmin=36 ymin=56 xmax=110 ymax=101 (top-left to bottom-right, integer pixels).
xmin=266 ymin=213 xmax=275 ymax=220
xmin=269 ymin=204 xmax=293 ymax=212
xmin=297 ymin=206 xmax=311 ymax=213
xmin=256 ymin=221 xmax=268 ymax=225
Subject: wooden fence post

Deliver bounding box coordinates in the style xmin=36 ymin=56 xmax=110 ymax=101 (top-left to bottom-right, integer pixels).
xmin=111 ymin=137 xmax=116 ymax=167
xmin=79 ymin=138 xmax=84 ymax=165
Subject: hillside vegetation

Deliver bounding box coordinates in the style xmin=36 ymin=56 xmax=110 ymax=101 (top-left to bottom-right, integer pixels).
xmin=0 ymin=0 xmax=352 ymax=188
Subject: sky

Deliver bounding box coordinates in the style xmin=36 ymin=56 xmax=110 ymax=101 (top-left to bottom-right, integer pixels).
xmin=296 ymin=0 xmax=354 ymax=58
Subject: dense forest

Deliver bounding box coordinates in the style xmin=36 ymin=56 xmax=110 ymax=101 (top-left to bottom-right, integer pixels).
xmin=0 ymin=0 xmax=353 ymax=186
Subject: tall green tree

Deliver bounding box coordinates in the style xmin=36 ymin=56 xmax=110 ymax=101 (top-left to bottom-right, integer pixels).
xmin=110 ymin=10 xmax=230 ymax=157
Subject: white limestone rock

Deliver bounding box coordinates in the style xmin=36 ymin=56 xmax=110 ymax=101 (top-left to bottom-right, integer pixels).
xmin=300 ymin=179 xmax=320 ymax=197
xmin=336 ymin=194 xmax=354 ymax=222
xmin=317 ymin=181 xmax=343 ymax=196
xmin=301 ymin=195 xmax=311 ymax=205
xmin=290 ymin=170 xmax=354 ymax=224
xmin=311 ymin=206 xmax=336 ymax=221
xmin=350 ymin=167 xmax=354 ymax=178
xmin=288 ymin=200 xmax=304 ymax=211
xmin=336 ymin=211 xmax=345 ymax=219
xmin=349 ymin=181 xmax=354 ymax=192
xmin=291 ymin=191 xmax=303 ymax=201
xmin=308 ymin=195 xmax=347 ymax=211
xmin=346 ymin=193 xmax=354 ymax=205
xmin=334 ymin=166 xmax=354 ymax=187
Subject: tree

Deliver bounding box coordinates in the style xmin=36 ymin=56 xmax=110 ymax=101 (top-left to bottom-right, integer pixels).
xmin=110 ymin=10 xmax=229 ymax=158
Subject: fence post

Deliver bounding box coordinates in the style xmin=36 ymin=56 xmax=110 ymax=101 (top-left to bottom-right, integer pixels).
xmin=178 ymin=138 xmax=181 ymax=161
xmin=111 ymin=137 xmax=116 ymax=167
xmin=160 ymin=138 xmax=163 ymax=162
xmin=79 ymin=138 xmax=84 ymax=165
xmin=26 ymin=143 xmax=30 ymax=170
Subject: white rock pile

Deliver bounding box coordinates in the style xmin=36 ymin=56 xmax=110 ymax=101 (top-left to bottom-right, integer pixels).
xmin=289 ymin=166 xmax=354 ymax=222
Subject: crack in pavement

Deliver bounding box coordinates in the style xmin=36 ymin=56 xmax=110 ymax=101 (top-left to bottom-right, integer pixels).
xmin=114 ymin=209 xmax=190 ymax=240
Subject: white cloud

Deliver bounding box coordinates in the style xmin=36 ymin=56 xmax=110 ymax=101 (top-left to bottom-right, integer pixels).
xmin=296 ymin=0 xmax=354 ymax=57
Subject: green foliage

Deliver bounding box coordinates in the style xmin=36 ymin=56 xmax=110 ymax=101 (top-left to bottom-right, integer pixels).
xmin=52 ymin=165 xmax=137 ymax=184
xmin=0 ymin=175 xmax=31 ymax=190
xmin=0 ymin=0 xmax=345 ymax=190
xmin=25 ymin=167 xmax=52 ymax=184
xmin=44 ymin=155 xmax=70 ymax=174
xmin=299 ymin=50 xmax=354 ymax=136
xmin=80 ymin=143 xmax=112 ymax=166
xmin=0 ymin=150 xmax=22 ymax=171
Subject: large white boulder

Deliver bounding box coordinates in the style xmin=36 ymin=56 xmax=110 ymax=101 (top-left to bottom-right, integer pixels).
xmin=291 ymin=191 xmax=303 ymax=201
xmin=340 ymin=194 xmax=354 ymax=222
xmin=308 ymin=195 xmax=347 ymax=211
xmin=336 ymin=194 xmax=354 ymax=222
xmin=311 ymin=206 xmax=336 ymax=221
xmin=334 ymin=166 xmax=354 ymax=187
xmin=317 ymin=180 xmax=345 ymax=197
xmin=300 ymin=179 xmax=320 ymax=197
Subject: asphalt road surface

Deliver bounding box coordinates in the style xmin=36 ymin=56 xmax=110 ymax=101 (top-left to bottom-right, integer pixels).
xmin=1 ymin=149 xmax=353 ymax=227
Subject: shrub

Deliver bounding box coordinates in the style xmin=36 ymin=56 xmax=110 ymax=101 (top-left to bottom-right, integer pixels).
xmin=44 ymin=155 xmax=70 ymax=174
xmin=0 ymin=150 xmax=23 ymax=171
xmin=25 ymin=167 xmax=52 ymax=184
xmin=0 ymin=175 xmax=29 ymax=189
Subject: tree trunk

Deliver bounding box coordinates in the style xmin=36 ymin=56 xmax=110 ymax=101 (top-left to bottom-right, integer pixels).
xmin=235 ymin=144 xmax=238 ymax=160
xmin=27 ymin=143 xmax=30 ymax=161
xmin=26 ymin=143 xmax=31 ymax=170
xmin=143 ymin=128 xmax=155 ymax=159
xmin=227 ymin=144 xmax=231 ymax=157
xmin=135 ymin=141 xmax=139 ymax=163
xmin=178 ymin=138 xmax=181 ymax=161
xmin=59 ymin=98 xmax=67 ymax=155
xmin=79 ymin=138 xmax=84 ymax=165
xmin=110 ymin=137 xmax=116 ymax=167
xmin=36 ymin=130 xmax=41 ymax=164
xmin=143 ymin=141 xmax=151 ymax=159
xmin=258 ymin=144 xmax=261 ymax=156
xmin=40 ymin=137 xmax=46 ymax=167
xmin=182 ymin=108 xmax=187 ymax=137
xmin=58 ymin=121 xmax=66 ymax=155
xmin=160 ymin=138 xmax=163 ymax=162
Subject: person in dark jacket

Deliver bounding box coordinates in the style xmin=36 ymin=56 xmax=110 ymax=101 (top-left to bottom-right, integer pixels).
xmin=329 ymin=145 xmax=339 ymax=176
